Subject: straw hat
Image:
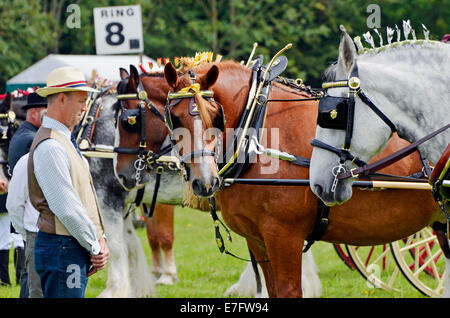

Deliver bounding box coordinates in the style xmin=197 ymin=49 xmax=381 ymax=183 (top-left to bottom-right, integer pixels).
xmin=36 ymin=66 xmax=99 ymax=97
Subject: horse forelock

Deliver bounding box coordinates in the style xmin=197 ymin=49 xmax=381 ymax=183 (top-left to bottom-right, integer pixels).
xmin=194 ymin=94 xmax=219 ymax=129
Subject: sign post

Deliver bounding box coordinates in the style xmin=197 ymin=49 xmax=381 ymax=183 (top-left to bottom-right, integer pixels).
xmin=93 ymin=4 xmax=144 ymax=55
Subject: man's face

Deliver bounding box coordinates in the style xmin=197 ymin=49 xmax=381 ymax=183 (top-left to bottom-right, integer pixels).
xmin=63 ymin=91 xmax=88 ymax=128
xmin=29 ymin=107 xmax=47 ymax=127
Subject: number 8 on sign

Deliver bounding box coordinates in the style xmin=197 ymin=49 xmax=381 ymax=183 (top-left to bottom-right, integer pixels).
xmin=106 ymin=22 xmax=125 ymax=46
xmin=93 ymin=4 xmax=144 ymax=55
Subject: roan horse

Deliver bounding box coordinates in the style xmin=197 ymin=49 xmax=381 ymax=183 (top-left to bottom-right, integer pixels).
xmin=72 ymin=88 xmax=155 ymax=297
xmin=112 ymin=65 xmax=322 ymax=297
xmin=309 ymin=26 xmax=450 ymax=295
xmin=159 ymin=58 xmax=442 ymax=297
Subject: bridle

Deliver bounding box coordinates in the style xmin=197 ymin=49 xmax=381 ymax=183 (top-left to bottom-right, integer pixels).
xmin=164 ymin=70 xmax=225 ymax=181
xmin=0 ymin=110 xmax=18 ymax=177
xmin=310 ymin=61 xmax=397 ymax=192
xmin=311 ymin=61 xmax=450 ymax=193
xmin=114 ymin=79 xmax=171 ymax=183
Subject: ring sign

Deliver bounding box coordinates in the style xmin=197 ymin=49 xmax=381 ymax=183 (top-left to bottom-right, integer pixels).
xmin=93 ymin=4 xmax=144 ymax=55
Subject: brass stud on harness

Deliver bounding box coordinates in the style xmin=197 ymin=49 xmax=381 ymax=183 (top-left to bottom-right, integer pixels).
xmin=138 ymin=90 xmax=148 ymax=101
xmin=127 ymin=116 xmax=137 ymax=125
xmin=330 ymin=109 xmax=338 ymax=119
xmin=348 ymin=77 xmax=361 ymax=90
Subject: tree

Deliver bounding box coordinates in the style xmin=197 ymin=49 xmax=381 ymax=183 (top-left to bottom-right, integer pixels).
xmin=1 ymin=0 xmax=448 ymax=91
xmin=0 ymin=0 xmax=53 ymax=91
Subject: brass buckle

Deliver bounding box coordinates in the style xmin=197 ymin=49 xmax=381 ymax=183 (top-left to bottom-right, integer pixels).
xmin=156 ymin=166 xmax=164 ymax=174
xmin=350 ymin=168 xmax=359 ymax=178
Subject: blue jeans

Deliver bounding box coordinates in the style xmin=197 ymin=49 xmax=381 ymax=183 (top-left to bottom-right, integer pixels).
xmin=34 ymin=231 xmax=90 ymax=298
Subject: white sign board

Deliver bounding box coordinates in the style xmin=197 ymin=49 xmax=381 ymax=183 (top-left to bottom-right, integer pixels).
xmin=93 ymin=4 xmax=144 ymax=55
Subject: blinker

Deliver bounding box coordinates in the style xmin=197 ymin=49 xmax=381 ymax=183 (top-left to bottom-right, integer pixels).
xmin=120 ymin=108 xmax=141 ymax=133
xmin=317 ymin=95 xmax=348 ymax=130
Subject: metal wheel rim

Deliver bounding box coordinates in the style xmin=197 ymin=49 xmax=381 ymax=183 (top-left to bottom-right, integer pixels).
xmin=346 ymin=244 xmax=402 ymax=292
xmin=333 ymin=244 xmax=356 ymax=270
xmin=390 ymin=227 xmax=445 ymax=298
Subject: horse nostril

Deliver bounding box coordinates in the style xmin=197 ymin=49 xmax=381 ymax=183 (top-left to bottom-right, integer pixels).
xmin=191 ymin=178 xmax=203 ymax=194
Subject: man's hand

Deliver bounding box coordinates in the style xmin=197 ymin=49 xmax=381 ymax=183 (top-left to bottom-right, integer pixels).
xmin=0 ymin=180 xmax=8 ymax=194
xmin=88 ymin=237 xmax=110 ymax=276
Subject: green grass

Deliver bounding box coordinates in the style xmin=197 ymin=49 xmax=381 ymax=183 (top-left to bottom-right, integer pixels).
xmin=0 ymin=206 xmax=429 ymax=298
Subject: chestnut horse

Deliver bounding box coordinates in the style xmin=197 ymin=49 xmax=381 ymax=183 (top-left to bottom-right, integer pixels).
xmin=113 ymin=65 xmax=322 ymax=297
xmin=161 ymin=60 xmax=442 ymax=297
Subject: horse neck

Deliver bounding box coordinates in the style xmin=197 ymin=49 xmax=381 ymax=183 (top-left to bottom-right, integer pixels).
xmin=211 ymin=64 xmax=318 ymax=158
xmin=212 ymin=63 xmax=252 ymax=128
xmin=358 ymin=43 xmax=450 ymax=164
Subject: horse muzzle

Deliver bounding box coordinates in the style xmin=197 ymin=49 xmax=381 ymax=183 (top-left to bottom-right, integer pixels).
xmin=191 ymin=176 xmax=221 ymax=198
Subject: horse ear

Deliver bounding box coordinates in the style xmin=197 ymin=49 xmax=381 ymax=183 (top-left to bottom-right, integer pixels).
xmin=201 ymin=65 xmax=219 ymax=89
xmin=128 ymin=65 xmax=140 ymax=91
xmin=164 ymin=62 xmax=178 ymax=89
xmin=338 ymin=25 xmax=357 ymax=75
xmin=1 ymin=92 xmax=12 ymax=112
xmin=119 ymin=67 xmax=129 ymax=80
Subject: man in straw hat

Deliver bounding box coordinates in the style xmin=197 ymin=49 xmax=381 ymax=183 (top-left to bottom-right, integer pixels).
xmin=28 ymin=66 xmax=109 ymax=298
xmin=7 ymin=92 xmax=47 ymax=298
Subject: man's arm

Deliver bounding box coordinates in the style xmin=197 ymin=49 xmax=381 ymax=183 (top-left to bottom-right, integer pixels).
xmin=6 ymin=156 xmax=28 ymax=237
xmin=33 ymin=139 xmax=101 ymax=255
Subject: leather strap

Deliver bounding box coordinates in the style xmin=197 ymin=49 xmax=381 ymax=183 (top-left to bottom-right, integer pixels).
xmin=337 ymin=123 xmax=450 ymax=180
xmin=303 ymin=199 xmax=330 ymax=253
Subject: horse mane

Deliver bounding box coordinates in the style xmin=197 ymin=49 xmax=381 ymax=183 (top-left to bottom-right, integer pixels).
xmin=358 ymin=39 xmax=445 ymax=56
xmin=354 ymin=21 xmax=446 ymax=57
xmin=323 ymin=61 xmax=338 ymax=81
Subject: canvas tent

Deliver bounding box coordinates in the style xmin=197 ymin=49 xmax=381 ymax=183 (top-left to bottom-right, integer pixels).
xmin=6 ymin=54 xmax=159 ymax=92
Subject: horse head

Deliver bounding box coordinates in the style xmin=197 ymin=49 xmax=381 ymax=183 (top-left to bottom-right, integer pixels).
xmin=310 ymin=25 xmax=450 ymax=206
xmin=113 ymin=65 xmax=169 ymax=190
xmin=164 ymin=62 xmax=223 ymax=198
xmin=0 ymin=92 xmax=18 ymax=192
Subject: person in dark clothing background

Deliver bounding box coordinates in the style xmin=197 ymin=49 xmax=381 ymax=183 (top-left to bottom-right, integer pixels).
xmin=4 ymin=92 xmax=47 ymax=297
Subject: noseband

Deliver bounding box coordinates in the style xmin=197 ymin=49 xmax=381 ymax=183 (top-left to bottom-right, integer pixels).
xmin=165 ymin=70 xmax=225 ymax=181
xmin=311 ymin=62 xmax=397 ymax=192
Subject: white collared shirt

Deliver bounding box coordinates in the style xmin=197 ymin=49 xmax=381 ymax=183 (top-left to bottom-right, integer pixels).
xmin=32 ymin=116 xmax=100 ymax=255
xmin=6 ymin=154 xmax=39 ymax=238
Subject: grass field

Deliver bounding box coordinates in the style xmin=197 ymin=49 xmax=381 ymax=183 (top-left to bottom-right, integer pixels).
xmin=0 ymin=206 xmax=429 ymax=298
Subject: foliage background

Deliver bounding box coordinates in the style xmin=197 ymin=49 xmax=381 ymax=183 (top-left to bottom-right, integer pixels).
xmin=0 ymin=0 xmax=449 ymax=91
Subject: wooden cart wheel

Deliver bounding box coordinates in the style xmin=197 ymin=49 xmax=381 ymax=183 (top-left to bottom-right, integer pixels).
xmin=333 ymin=244 xmax=356 ymax=270
xmin=390 ymin=227 xmax=445 ymax=297
xmin=345 ymin=244 xmax=404 ymax=292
